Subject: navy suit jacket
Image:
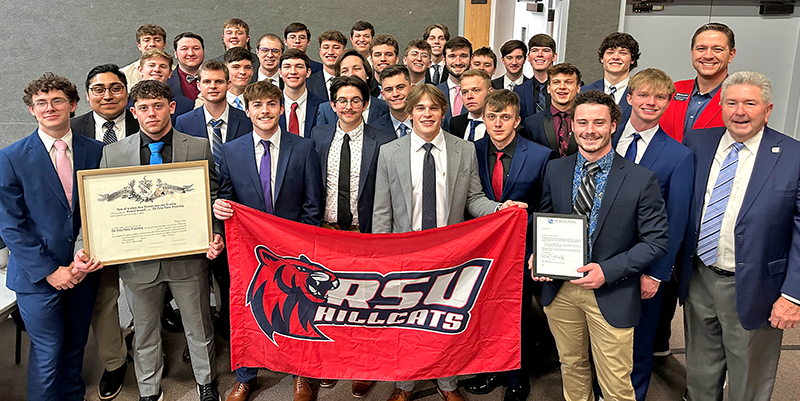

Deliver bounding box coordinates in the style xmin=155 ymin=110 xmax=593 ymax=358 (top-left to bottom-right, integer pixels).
xmin=309 ymin=123 xmax=395 ymax=233
xmin=539 ymin=152 xmax=669 ymax=328
xmin=309 ymin=59 xmax=323 ymax=75
xmin=582 ymin=79 xmax=631 ymax=126
xmin=521 ymin=107 xmax=578 ymax=157
xmin=175 ymin=105 xmax=253 ymax=143
xmin=166 ymin=68 xmax=189 ymax=99
xmin=278 ymin=90 xmax=327 ymax=137
xmin=369 ymin=113 xmax=399 ymax=138
xmin=514 ymin=78 xmax=551 ymax=120
xmin=71 ymin=110 xmax=139 ymax=140
xmin=435 ymin=80 xmax=467 ymax=132
xmin=491 ymin=75 xmax=530 ymax=90
xmin=217 ymin=131 xmax=323 ymax=225
xmin=680 ymin=127 xmax=800 ymax=329
xmin=306 ymin=70 xmax=329 ymax=100
xmin=612 ymin=127 xmax=694 ymax=281
xmin=0 ymin=131 xmax=104 ymax=293
xmin=315 ymin=97 xmax=389 ymax=127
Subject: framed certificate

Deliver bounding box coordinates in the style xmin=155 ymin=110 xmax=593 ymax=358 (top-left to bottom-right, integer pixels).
xmin=77 ymin=161 xmax=212 ymax=265
xmin=531 ymin=213 xmax=588 ymax=280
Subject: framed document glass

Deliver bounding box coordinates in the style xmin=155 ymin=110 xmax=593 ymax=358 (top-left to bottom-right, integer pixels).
xmin=77 ymin=160 xmax=212 ymax=265
xmin=532 ymin=213 xmax=588 ymax=280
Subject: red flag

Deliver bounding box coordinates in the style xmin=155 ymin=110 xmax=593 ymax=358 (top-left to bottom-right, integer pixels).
xmin=227 ymin=202 xmax=527 ymax=381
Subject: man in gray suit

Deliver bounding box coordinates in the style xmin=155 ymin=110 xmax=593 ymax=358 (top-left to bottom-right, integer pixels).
xmin=94 ymin=80 xmax=225 ymax=401
xmin=373 ymin=84 xmax=526 ymax=401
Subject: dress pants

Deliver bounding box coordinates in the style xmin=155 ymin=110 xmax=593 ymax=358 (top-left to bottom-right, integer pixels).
xmin=544 ymin=282 xmax=635 ymax=401
xmin=91 ymin=265 xmax=128 ymax=371
xmin=684 ymin=261 xmax=783 ymax=401
xmin=397 ymin=377 xmax=458 ymax=392
xmin=630 ymin=282 xmax=665 ymax=400
xmin=124 ymin=268 xmax=216 ymax=396
xmin=16 ymin=273 xmax=99 ymax=401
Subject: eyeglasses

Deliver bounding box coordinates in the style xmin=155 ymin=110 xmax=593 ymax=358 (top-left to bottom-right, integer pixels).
xmin=89 ymin=84 xmax=126 ymax=96
xmin=335 ymin=97 xmax=364 ymax=107
xmin=32 ymin=98 xmax=69 ymax=110
xmin=258 ymin=47 xmax=282 ymax=55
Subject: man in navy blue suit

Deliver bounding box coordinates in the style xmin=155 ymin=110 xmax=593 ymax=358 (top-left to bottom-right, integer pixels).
xmin=580 ymin=33 xmax=639 ymax=125
xmin=611 ymin=69 xmax=694 ymax=401
xmin=278 ymin=49 xmax=326 ymax=138
xmin=214 ymin=80 xmax=322 ymax=401
xmin=306 ymin=30 xmax=347 ymax=100
xmin=167 ymin=32 xmax=205 ymax=101
xmin=0 ymin=73 xmax=104 ymax=401
xmin=284 ymin=22 xmax=323 ymax=75
xmin=435 ymin=36 xmax=472 ymax=132
xmin=463 ymin=89 xmax=552 ymax=401
xmin=513 ymin=34 xmax=557 ymax=120
xmin=315 ymin=49 xmax=390 ymax=127
xmin=521 ymin=63 xmax=581 ymax=158
xmin=372 ymin=64 xmax=412 ymax=138
xmin=680 ymin=71 xmax=800 ymax=401
xmin=532 ymin=91 xmax=668 ymax=401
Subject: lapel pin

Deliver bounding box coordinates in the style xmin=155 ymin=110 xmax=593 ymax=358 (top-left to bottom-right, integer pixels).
xmin=772 ymin=147 xmax=780 ymax=153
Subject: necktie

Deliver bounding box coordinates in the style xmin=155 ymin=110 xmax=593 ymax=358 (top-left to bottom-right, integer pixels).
xmin=289 ymin=102 xmax=300 ymax=135
xmin=625 ymin=133 xmax=641 ymax=162
xmin=186 ymin=74 xmax=198 ymax=84
xmin=468 ymin=120 xmax=482 ymax=141
xmin=233 ymin=97 xmax=244 ymax=111
xmin=574 ymin=162 xmax=600 ymax=217
xmin=338 ymin=134 xmax=352 ymax=227
xmin=432 ymin=65 xmax=440 ymax=84
xmin=259 ymin=140 xmax=274 ymax=214
xmin=422 ymin=143 xmax=437 ymax=230
xmin=536 ymin=83 xmax=547 ymax=113
xmin=609 ymin=85 xmax=617 ymax=99
xmin=148 ymin=142 xmax=164 ymax=165
xmin=492 ymin=151 xmax=504 ymax=199
xmin=452 ymin=86 xmax=463 ymax=116
xmin=209 ymin=119 xmax=223 ymax=169
xmin=398 ymin=123 xmax=409 ymax=138
xmin=53 ymin=139 xmax=73 ymax=208
xmin=556 ymin=111 xmax=571 ymax=158
xmin=102 ymin=121 xmax=117 ymax=145
xmin=697 ymin=142 xmax=745 ymax=266
xmin=508 ymin=81 xmax=516 ymax=91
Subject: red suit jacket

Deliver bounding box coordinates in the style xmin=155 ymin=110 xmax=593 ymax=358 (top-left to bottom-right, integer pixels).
xmin=659 ymin=79 xmax=724 ymax=142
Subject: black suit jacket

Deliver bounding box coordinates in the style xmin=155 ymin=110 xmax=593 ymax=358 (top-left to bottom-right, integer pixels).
xmin=425 ymin=64 xmax=449 ymax=85
xmin=521 ymin=107 xmax=578 ymax=157
xmin=71 ymin=110 xmax=139 ymax=140
xmin=491 ymin=75 xmax=530 ymax=90
xmin=448 ymin=113 xmax=470 ymax=140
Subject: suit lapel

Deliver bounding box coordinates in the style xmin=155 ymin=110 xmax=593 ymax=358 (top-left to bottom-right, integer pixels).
xmin=81 ymin=113 xmax=95 ymax=138
xmin=29 ymin=132 xmax=70 ymax=210
xmin=556 ymin=155 xmax=576 ymax=214
xmin=638 ymin=129 xmax=667 ymax=170
xmin=445 ymin=134 xmax=461 ymax=213
xmin=124 ymin=111 xmax=139 ymax=137
xmin=172 ymin=132 xmax=189 ymax=162
xmin=593 ymin=154 xmax=626 ymax=241
xmin=738 ymin=128 xmax=781 ymax=221
xmin=71 ymin=137 xmax=90 ymax=208
xmin=318 ymin=127 xmax=334 ymax=197
xmin=394 ymin=138 xmax=414 ymax=221
xmin=693 ymin=130 xmax=725 ymax=217
xmin=543 ymin=113 xmax=558 ymax=152
xmin=242 ymin=137 xmax=265 ymax=206
xmin=475 ymin=140 xmax=494 ymax=199
xmin=503 ymin=139 xmax=527 ymax=200
xmin=227 ymin=111 xmax=240 ymax=142
xmin=359 ymin=128 xmax=378 ymax=202
xmin=274 ymin=133 xmax=294 ymax=200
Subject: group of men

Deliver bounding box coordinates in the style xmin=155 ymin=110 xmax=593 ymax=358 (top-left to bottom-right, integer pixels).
xmin=0 ymin=15 xmax=797 ymax=401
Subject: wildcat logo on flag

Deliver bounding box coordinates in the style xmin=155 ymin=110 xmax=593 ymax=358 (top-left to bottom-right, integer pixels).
xmin=226 ymin=202 xmax=527 ymax=381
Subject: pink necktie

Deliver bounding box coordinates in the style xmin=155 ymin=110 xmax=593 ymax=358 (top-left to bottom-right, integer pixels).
xmin=54 ymin=139 xmax=73 ymax=208
xmin=453 ymin=85 xmax=463 ymax=115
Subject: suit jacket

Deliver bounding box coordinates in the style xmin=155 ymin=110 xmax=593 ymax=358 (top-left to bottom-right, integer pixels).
xmin=310 ymin=123 xmax=395 ymax=233
xmin=660 ymin=79 xmax=724 ymax=143
xmin=426 ymin=64 xmax=449 ymax=85
xmin=99 ymin=130 xmax=221 ymax=284
xmin=435 ymin=80 xmax=466 ymax=132
xmin=491 ymin=75 xmax=530 ymax=90
xmin=514 ymin=78 xmax=551 ymax=120
xmin=372 ymin=132 xmax=501 ymax=233
xmin=306 ymin=70 xmax=329 ymax=100
xmin=278 ymin=90 xmax=327 ymax=137
xmin=166 ymin=68 xmax=188 ymax=99
xmin=539 ymin=152 xmax=669 ymax=328
xmin=0 ymin=131 xmax=104 ymax=293
xmin=612 ymin=127 xmax=695 ymax=281
xmin=315 ymin=96 xmax=389 ymax=127
xmin=310 ymin=59 xmax=323 ymax=75
xmin=174 ymin=105 xmax=253 ymax=143
xmin=679 ymin=126 xmax=800 ymax=329
xmin=369 ymin=113 xmax=399 ymax=138
xmin=521 ymin=107 xmax=578 ymax=157
xmin=581 ymin=78 xmax=631 ymax=125
xmin=71 ymin=110 xmax=139 ymax=141
xmin=217 ymin=131 xmax=323 ymax=225
xmin=448 ymin=113 xmax=470 ymax=141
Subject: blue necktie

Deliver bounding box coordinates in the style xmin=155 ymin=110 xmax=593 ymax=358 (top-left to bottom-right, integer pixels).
xmin=259 ymin=140 xmax=274 ymax=214
xmin=398 ymin=123 xmax=409 ymax=138
xmin=697 ymin=142 xmax=745 ymax=266
xmin=209 ymin=119 xmax=223 ymax=170
xmin=233 ymin=97 xmax=244 ymax=111
xmin=148 ymin=142 xmax=164 ymax=165
xmin=536 ymin=83 xmax=546 ymax=113
xmin=432 ymin=65 xmax=440 ymax=84
xmin=624 ymin=133 xmax=641 ymax=162
xmin=468 ymin=120 xmax=482 ymax=141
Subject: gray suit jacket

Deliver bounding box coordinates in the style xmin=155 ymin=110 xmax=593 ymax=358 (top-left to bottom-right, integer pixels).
xmin=98 ymin=130 xmax=221 ymax=283
xmin=372 ymin=132 xmax=500 ymax=233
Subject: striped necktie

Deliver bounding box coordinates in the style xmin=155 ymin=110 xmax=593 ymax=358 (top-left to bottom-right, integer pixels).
xmin=574 ymin=162 xmax=600 ymax=217
xmin=102 ymin=121 xmax=117 ymax=145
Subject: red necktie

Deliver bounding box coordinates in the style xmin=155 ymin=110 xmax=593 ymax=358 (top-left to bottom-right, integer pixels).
xmin=492 ymin=151 xmax=504 ymax=199
xmin=289 ymin=102 xmax=300 ymax=135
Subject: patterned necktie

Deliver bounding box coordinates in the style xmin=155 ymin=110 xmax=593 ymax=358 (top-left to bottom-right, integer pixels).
xmin=398 ymin=123 xmax=409 ymax=138
xmin=148 ymin=142 xmax=164 ymax=165
xmin=508 ymin=81 xmax=516 ymax=91
xmin=432 ymin=65 xmax=440 ymax=84
xmin=452 ymin=85 xmax=463 ymax=115
xmin=492 ymin=151 xmax=504 ymax=199
xmin=609 ymin=85 xmax=617 ymax=100
xmin=338 ymin=134 xmax=352 ymax=227
xmin=209 ymin=119 xmax=223 ymax=169
xmin=574 ymin=162 xmax=600 ymax=216
xmin=289 ymin=102 xmax=300 ymax=135
xmin=697 ymin=142 xmax=745 ymax=266
xmin=53 ymin=139 xmax=73 ymax=208
xmin=259 ymin=140 xmax=274 ymax=214
xmin=102 ymin=121 xmax=117 ymax=145
xmin=468 ymin=120 xmax=482 ymax=141
xmin=233 ymin=97 xmax=244 ymax=111
xmin=625 ymin=133 xmax=641 ymax=162
xmin=422 ymin=143 xmax=437 ymax=230
xmin=536 ymin=83 xmax=547 ymax=113
xmin=556 ymin=111 xmax=571 ymax=157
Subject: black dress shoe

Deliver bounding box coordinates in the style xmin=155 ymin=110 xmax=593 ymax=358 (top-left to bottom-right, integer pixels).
xmin=463 ymin=373 xmax=504 ymax=395
xmin=162 ymin=304 xmax=183 ymax=333
xmin=139 ymin=389 xmax=163 ymax=401
xmin=98 ymin=363 xmax=127 ymax=400
xmin=503 ymin=385 xmax=529 ymax=401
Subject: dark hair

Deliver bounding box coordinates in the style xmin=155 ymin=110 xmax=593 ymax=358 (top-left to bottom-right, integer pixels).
xmin=404 ymin=39 xmax=432 ymax=57
xmin=573 ymin=90 xmax=621 ymax=125
xmin=243 ymin=80 xmax=282 ymax=109
xmin=334 ymin=49 xmax=372 ymax=77
xmin=129 ymin=80 xmax=173 ymax=105
xmin=484 ymin=89 xmax=521 ymax=117
xmin=222 ymin=18 xmax=251 ymax=51
xmin=198 ymin=60 xmax=230 ymax=81
xmin=136 ymin=24 xmax=166 ymax=43
xmin=500 ymin=40 xmax=527 ymax=58
xmin=319 ymin=30 xmax=347 ymax=46
xmin=280 ymin=48 xmax=311 ymax=69
xmin=284 ymin=22 xmax=311 ymax=40
xmin=691 ymin=22 xmax=735 ymax=50
xmin=370 ymin=34 xmax=399 ymax=55
xmin=404 ymin=83 xmax=447 ymax=116
xmin=23 ymin=72 xmax=80 ymax=117
xmin=444 ymin=36 xmax=472 ymax=56
xmin=548 ymin=63 xmax=582 ymax=85
xmin=597 ymin=32 xmax=640 ymax=70
xmin=329 ymin=75 xmax=371 ymax=103
xmin=528 ymin=34 xmax=556 ymax=52
xmin=379 ymin=64 xmax=410 ymax=84
xmin=173 ymin=32 xmax=204 ymax=51
xmin=472 ymin=46 xmax=497 ymax=67
xmin=257 ymin=33 xmax=285 ymax=52
xmin=423 ymin=23 xmax=450 ymax=41
xmin=224 ymin=47 xmax=253 ymax=64
xmin=350 ymin=21 xmax=375 ymax=37
xmin=85 ymin=64 xmax=127 ymax=92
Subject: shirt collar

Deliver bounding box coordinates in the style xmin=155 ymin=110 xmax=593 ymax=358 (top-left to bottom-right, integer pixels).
xmin=604 ymin=77 xmax=629 ymax=92
xmin=550 ymin=104 xmax=571 ymax=117
xmin=336 ymin=121 xmax=364 ymax=139
xmin=692 ymin=78 xmax=723 ymax=97
xmin=92 ymin=111 xmax=126 ymax=130
xmin=720 ymin=127 xmax=763 ymax=157
xmin=390 ymin=114 xmax=411 ymax=132
xmin=284 ymin=89 xmax=308 ymax=107
xmin=622 ymin=120 xmax=660 ymax=146
xmin=253 ymin=126 xmax=283 ymax=149
xmin=323 ymin=70 xmax=335 ymax=83
xmin=576 ymin=148 xmax=614 ymax=173
xmin=203 ymin=103 xmax=230 ymax=125
xmin=504 ymin=75 xmax=524 ymax=87
xmin=411 ymin=129 xmax=445 ymax=152
xmin=226 ymin=91 xmax=244 ymax=106
xmin=38 ymin=129 xmax=73 ymax=152
xmin=489 ymin=133 xmax=518 ymax=156
xmin=140 ymin=129 xmax=173 ymax=147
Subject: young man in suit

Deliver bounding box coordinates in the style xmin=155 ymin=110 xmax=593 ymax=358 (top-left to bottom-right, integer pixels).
xmin=255 ymin=34 xmax=285 ymax=87
xmin=316 ymin=50 xmax=389 ymax=126
xmin=532 ymin=90 xmax=669 ymax=401
xmin=435 ymin=36 xmax=472 ymax=132
xmin=278 ymin=49 xmax=326 ymax=137
xmin=214 ymin=80 xmax=322 ymax=401
xmin=0 ymin=72 xmax=104 ymax=401
xmin=492 ymin=40 xmax=529 ymax=91
xmin=120 ymin=24 xmax=168 ymax=88
xmin=373 ymin=84 xmax=526 ymax=401
xmin=403 ymin=39 xmax=432 ymax=87
xmin=522 ymin=63 xmax=581 ymax=157
xmin=136 ymin=49 xmax=194 ymax=124
xmin=470 ymin=47 xmax=497 ymax=77
xmin=369 ymin=34 xmax=400 ymax=97
xmin=463 ymin=89 xmax=553 ymax=401
xmin=514 ymin=34 xmax=557 ymax=120
xmin=224 ymin=47 xmax=255 ymax=111
xmin=449 ymin=69 xmax=492 ymax=141
xmin=307 ymin=30 xmax=347 ymax=100
xmin=660 ymin=23 xmax=736 ymax=142
xmin=350 ymin=21 xmax=374 ymax=60
xmin=372 ymin=64 xmax=412 ymax=138
xmin=424 ymin=24 xmax=450 ymax=85
xmin=213 ymin=18 xmax=257 ymax=64
xmin=167 ymin=32 xmax=205 ymax=101
xmin=98 ymin=80 xmax=225 ymax=401
xmin=680 ymin=71 xmax=800 ymax=401
xmin=580 ymin=32 xmax=639 ymax=124
xmin=284 ymin=22 xmax=323 ymax=75
xmin=611 ymin=69 xmax=694 ymax=401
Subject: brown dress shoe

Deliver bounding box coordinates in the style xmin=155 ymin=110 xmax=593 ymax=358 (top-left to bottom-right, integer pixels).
xmin=387 ymin=388 xmax=413 ymax=401
xmin=294 ymin=377 xmax=317 ymax=401
xmin=352 ymin=381 xmax=375 ymax=398
xmin=437 ymin=388 xmax=465 ymax=401
xmin=320 ymin=379 xmax=338 ymax=388
xmin=226 ymin=381 xmax=254 ymax=401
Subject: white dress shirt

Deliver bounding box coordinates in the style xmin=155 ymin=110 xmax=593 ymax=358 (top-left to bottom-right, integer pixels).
xmin=226 ymin=91 xmax=245 ymax=110
xmin=615 ymin=121 xmax=659 ymax=164
xmin=324 ymin=122 xmax=364 ymax=226
xmin=410 ymin=131 xmax=448 ymax=230
xmin=39 ymin=129 xmax=73 ymax=171
xmin=284 ymin=90 xmax=308 ymax=137
xmin=323 ymin=70 xmax=335 ymax=96
xmin=463 ymin=115 xmax=486 ymax=141
xmin=605 ymin=77 xmax=629 ymax=105
xmin=503 ymin=75 xmax=524 ymax=90
xmin=253 ymin=128 xmax=282 ymax=201
xmin=429 ymin=61 xmax=445 ymax=82
xmin=203 ymin=104 xmax=231 ymax=154
xmin=92 ymin=111 xmax=127 ymax=142
xmin=258 ymin=70 xmax=281 ymax=86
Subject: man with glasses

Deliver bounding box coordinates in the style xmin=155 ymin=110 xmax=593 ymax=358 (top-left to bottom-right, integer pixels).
xmin=284 ymin=22 xmax=323 ymax=75
xmin=315 ymin=49 xmax=389 ymax=126
xmin=402 ymin=39 xmax=432 ymax=87
xmin=255 ymin=34 xmax=285 ymax=88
